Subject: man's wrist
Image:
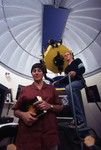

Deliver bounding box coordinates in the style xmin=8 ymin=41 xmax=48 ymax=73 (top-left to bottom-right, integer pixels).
xmin=50 ymin=104 xmax=54 ymax=110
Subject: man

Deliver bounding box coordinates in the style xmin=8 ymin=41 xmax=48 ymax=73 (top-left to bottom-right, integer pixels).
xmin=64 ymin=50 xmax=86 ymax=128
xmin=13 ymin=63 xmax=63 ymax=150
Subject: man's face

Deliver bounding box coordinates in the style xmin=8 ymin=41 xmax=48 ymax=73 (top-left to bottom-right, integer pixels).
xmin=64 ymin=52 xmax=72 ymax=61
xmin=31 ymin=68 xmax=44 ymax=82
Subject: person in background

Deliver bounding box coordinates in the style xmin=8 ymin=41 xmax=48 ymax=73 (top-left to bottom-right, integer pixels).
xmin=13 ymin=63 xmax=63 ymax=150
xmin=64 ymin=50 xmax=86 ymax=128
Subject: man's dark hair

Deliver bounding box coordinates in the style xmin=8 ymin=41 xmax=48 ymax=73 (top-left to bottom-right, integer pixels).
xmin=31 ymin=63 xmax=45 ymax=73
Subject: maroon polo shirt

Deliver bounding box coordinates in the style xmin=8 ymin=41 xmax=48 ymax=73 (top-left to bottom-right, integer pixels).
xmin=13 ymin=82 xmax=62 ymax=150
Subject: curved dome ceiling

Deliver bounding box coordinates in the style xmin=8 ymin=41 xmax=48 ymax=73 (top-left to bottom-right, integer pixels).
xmin=0 ymin=0 xmax=101 ymax=79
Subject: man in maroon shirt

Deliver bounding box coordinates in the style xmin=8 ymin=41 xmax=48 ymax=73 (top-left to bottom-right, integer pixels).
xmin=13 ymin=63 xmax=63 ymax=150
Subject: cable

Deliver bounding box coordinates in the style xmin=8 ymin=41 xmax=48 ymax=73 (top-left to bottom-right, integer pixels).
xmin=95 ymin=102 xmax=101 ymax=113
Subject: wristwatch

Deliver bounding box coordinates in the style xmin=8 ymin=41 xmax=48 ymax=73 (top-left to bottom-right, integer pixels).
xmin=50 ymin=104 xmax=54 ymax=110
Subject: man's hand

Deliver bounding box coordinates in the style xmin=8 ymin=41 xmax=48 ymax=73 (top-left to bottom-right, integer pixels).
xmin=68 ymin=71 xmax=76 ymax=77
xmin=37 ymin=100 xmax=51 ymax=111
xmin=20 ymin=111 xmax=38 ymax=126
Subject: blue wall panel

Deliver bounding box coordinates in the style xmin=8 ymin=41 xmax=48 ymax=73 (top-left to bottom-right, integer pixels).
xmin=42 ymin=5 xmax=69 ymax=51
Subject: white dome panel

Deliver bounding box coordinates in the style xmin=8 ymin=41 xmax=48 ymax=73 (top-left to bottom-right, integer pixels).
xmin=0 ymin=0 xmax=101 ymax=78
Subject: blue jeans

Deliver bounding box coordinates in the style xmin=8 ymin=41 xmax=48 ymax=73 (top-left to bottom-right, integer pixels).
xmin=65 ymin=80 xmax=85 ymax=123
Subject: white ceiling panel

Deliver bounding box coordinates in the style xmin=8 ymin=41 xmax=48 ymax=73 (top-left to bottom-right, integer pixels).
xmin=0 ymin=0 xmax=101 ymax=78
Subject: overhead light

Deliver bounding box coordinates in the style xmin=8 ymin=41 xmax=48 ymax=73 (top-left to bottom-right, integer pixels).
xmin=84 ymin=135 xmax=95 ymax=147
xmin=5 ymin=72 xmax=11 ymax=80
